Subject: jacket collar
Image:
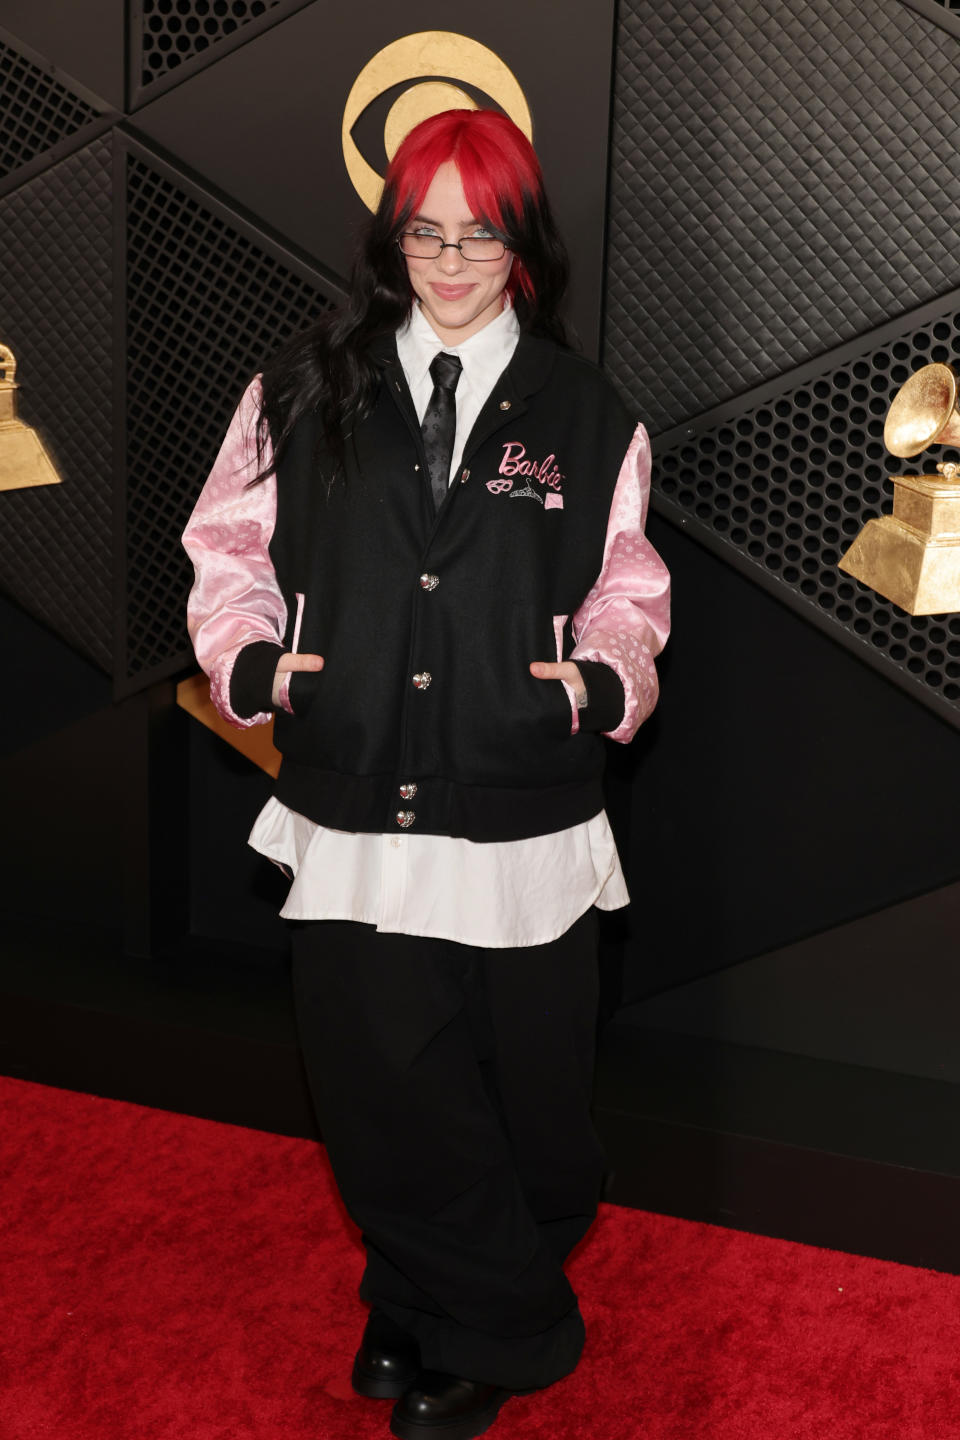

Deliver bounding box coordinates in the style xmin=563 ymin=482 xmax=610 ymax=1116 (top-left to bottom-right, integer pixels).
xmin=371 ymin=328 xmax=557 ymax=395
xmin=504 ymin=331 xmax=558 ymax=399
xmin=373 ymin=328 xmax=559 ymax=466
xmin=458 ymin=333 xmax=557 ymax=464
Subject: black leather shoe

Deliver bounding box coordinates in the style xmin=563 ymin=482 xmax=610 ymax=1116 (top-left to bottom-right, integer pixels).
xmin=389 ymin=1371 xmax=514 ymax=1440
xmin=351 ymin=1309 xmax=421 ymax=1400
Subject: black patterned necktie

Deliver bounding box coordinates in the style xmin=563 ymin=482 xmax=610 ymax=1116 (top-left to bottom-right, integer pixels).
xmin=421 ymin=351 xmax=463 ymax=512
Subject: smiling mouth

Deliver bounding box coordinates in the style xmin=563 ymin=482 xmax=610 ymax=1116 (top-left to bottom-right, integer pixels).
xmin=430 ymin=283 xmax=476 ymax=300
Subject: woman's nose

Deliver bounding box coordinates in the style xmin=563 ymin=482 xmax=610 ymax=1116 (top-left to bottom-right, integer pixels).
xmin=437 ymin=242 xmax=467 ymax=275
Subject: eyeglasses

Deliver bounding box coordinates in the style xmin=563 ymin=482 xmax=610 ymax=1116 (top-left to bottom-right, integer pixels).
xmin=397 ymin=232 xmax=509 ymax=262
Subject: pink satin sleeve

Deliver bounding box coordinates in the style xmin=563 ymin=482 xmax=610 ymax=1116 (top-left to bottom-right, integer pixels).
xmin=571 ymin=423 xmax=671 ymax=743
xmin=182 ymin=376 xmax=292 ymax=728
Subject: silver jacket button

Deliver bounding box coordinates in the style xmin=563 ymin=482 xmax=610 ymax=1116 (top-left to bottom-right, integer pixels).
xmin=399 ymin=783 xmax=418 ymax=799
xmin=498 ymin=399 xmax=511 ymax=411
xmin=412 ymin=671 xmax=432 ymax=690
xmin=419 ymin=573 xmax=439 ymax=592
xmin=396 ymin=810 xmax=416 ymax=828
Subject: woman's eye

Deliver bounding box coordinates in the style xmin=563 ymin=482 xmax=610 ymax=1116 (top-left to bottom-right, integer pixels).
xmin=469 ymin=227 xmax=495 ymax=239
xmin=412 ymin=226 xmax=439 ymax=237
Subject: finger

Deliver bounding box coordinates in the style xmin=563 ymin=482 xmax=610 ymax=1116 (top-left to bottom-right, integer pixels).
xmin=530 ymin=660 xmax=581 ymax=684
xmin=276 ymin=652 xmax=324 ymax=674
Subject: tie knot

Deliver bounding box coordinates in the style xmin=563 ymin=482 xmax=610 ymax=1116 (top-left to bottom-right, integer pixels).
xmin=429 ymin=351 xmax=462 ymax=392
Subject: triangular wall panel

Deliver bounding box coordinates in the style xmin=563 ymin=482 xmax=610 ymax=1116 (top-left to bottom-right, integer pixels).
xmin=0 ymin=30 xmax=107 ymax=183
xmin=606 ymin=0 xmax=960 ymax=728
xmin=0 ymin=0 xmax=125 ymax=110
xmin=120 ymin=139 xmax=344 ymax=688
xmin=653 ymin=293 xmax=960 ymax=725
xmin=606 ymin=0 xmax=960 ymax=434
xmin=0 ymin=134 xmax=114 ymax=670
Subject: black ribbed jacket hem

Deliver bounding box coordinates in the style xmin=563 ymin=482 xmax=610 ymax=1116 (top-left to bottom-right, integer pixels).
xmin=273 ymin=763 xmax=605 ymax=843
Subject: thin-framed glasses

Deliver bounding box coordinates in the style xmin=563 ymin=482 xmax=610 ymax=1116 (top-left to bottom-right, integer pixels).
xmin=397 ymin=233 xmax=509 ymax=262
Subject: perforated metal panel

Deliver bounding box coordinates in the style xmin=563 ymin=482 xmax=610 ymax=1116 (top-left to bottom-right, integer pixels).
xmin=123 ymin=148 xmax=340 ymax=687
xmin=0 ymin=135 xmax=114 ymax=670
xmin=604 ymin=0 xmax=960 ymax=725
xmin=655 ymin=302 xmax=960 ymax=713
xmin=605 ymin=0 xmax=960 ymax=436
xmin=0 ymin=35 xmax=102 ymax=180
xmin=139 ymin=0 xmax=281 ymax=86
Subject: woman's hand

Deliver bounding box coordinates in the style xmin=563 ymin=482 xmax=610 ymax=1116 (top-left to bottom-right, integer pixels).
xmin=529 ymin=659 xmax=587 ymax=707
xmin=272 ymin=651 xmax=324 ymax=708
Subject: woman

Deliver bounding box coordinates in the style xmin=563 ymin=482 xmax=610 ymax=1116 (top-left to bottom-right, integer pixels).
xmin=183 ymin=108 xmax=669 ymax=1440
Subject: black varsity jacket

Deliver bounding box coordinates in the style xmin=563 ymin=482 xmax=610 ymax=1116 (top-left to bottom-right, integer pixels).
xmin=183 ymin=333 xmax=671 ymax=842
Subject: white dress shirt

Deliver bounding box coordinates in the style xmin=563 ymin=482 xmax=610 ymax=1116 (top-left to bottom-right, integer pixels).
xmin=246 ymin=300 xmax=630 ymax=947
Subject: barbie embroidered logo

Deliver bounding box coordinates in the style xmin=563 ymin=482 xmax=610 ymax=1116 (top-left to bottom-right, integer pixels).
xmin=498 ymin=442 xmax=563 ymax=490
xmin=486 ymin=442 xmax=565 ymax=502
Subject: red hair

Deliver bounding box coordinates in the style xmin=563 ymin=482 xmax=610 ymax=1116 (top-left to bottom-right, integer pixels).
xmin=383 ymin=109 xmax=543 ymax=303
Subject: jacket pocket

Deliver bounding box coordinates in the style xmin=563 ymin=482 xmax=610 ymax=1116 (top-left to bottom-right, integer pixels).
xmin=524 ymin=613 xmax=573 ymax=740
xmin=290 ymin=590 xmax=305 ymax=653
xmin=553 ymin=612 xmax=579 ymax=736
xmin=287 ymin=590 xmax=320 ymax=716
xmin=551 ymin=613 xmax=568 ymax=664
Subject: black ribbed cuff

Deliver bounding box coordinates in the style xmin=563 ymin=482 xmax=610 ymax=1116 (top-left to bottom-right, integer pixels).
xmin=229 ymin=640 xmax=285 ymax=719
xmin=574 ymin=659 xmax=625 ymax=733
xmin=287 ymin=669 xmax=321 ymax=716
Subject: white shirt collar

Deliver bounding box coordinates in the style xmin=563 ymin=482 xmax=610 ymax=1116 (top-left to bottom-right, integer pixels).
xmin=396 ymin=300 xmax=520 ymax=397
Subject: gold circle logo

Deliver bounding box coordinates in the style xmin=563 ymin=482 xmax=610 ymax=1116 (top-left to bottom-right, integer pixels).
xmin=342 ymin=31 xmax=533 ymax=212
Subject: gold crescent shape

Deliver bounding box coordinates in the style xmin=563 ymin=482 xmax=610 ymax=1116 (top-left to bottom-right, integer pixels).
xmin=342 ymin=31 xmax=533 ymax=211
xmin=383 ymin=82 xmax=477 ymax=164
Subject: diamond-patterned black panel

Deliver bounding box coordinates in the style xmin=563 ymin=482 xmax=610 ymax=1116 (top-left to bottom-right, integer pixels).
xmin=124 ymin=152 xmax=338 ymax=685
xmin=656 ymin=303 xmax=960 ymax=715
xmin=140 ymin=0 xmax=282 ymax=86
xmin=0 ymin=134 xmax=113 ymax=670
xmin=0 ymin=35 xmax=102 ymax=181
xmin=605 ymin=0 xmax=960 ymax=435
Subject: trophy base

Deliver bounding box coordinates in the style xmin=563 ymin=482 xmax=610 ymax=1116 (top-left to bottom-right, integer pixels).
xmin=838 ymin=473 xmax=960 ymax=615
xmin=839 ymin=515 xmax=960 ymax=615
xmin=0 ymin=421 xmax=62 ymax=492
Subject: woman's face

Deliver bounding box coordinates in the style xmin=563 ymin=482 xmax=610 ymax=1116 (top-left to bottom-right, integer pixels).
xmin=402 ymin=160 xmax=514 ymax=346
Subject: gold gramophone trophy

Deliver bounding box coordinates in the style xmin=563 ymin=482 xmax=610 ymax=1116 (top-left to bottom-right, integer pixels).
xmin=0 ymin=343 xmax=62 ymax=493
xmin=839 ymin=362 xmax=960 ymax=614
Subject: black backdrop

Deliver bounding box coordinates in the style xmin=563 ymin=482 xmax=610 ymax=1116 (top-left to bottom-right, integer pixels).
xmin=2 ymin=0 xmax=960 ymax=1256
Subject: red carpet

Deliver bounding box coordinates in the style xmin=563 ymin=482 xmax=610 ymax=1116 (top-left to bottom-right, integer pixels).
xmin=0 ymin=1074 xmax=956 ymax=1439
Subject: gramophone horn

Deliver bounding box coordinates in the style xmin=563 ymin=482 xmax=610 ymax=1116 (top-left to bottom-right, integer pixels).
xmin=884 ymin=361 xmax=960 ymax=458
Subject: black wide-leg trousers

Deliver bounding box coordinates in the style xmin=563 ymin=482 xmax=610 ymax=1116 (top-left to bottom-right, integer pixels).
xmin=289 ymin=909 xmax=605 ymax=1391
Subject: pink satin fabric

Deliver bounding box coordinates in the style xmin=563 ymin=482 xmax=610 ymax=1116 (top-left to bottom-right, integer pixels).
xmin=570 ymin=423 xmax=671 ymax=742
xmin=182 ymin=377 xmax=292 ymax=728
